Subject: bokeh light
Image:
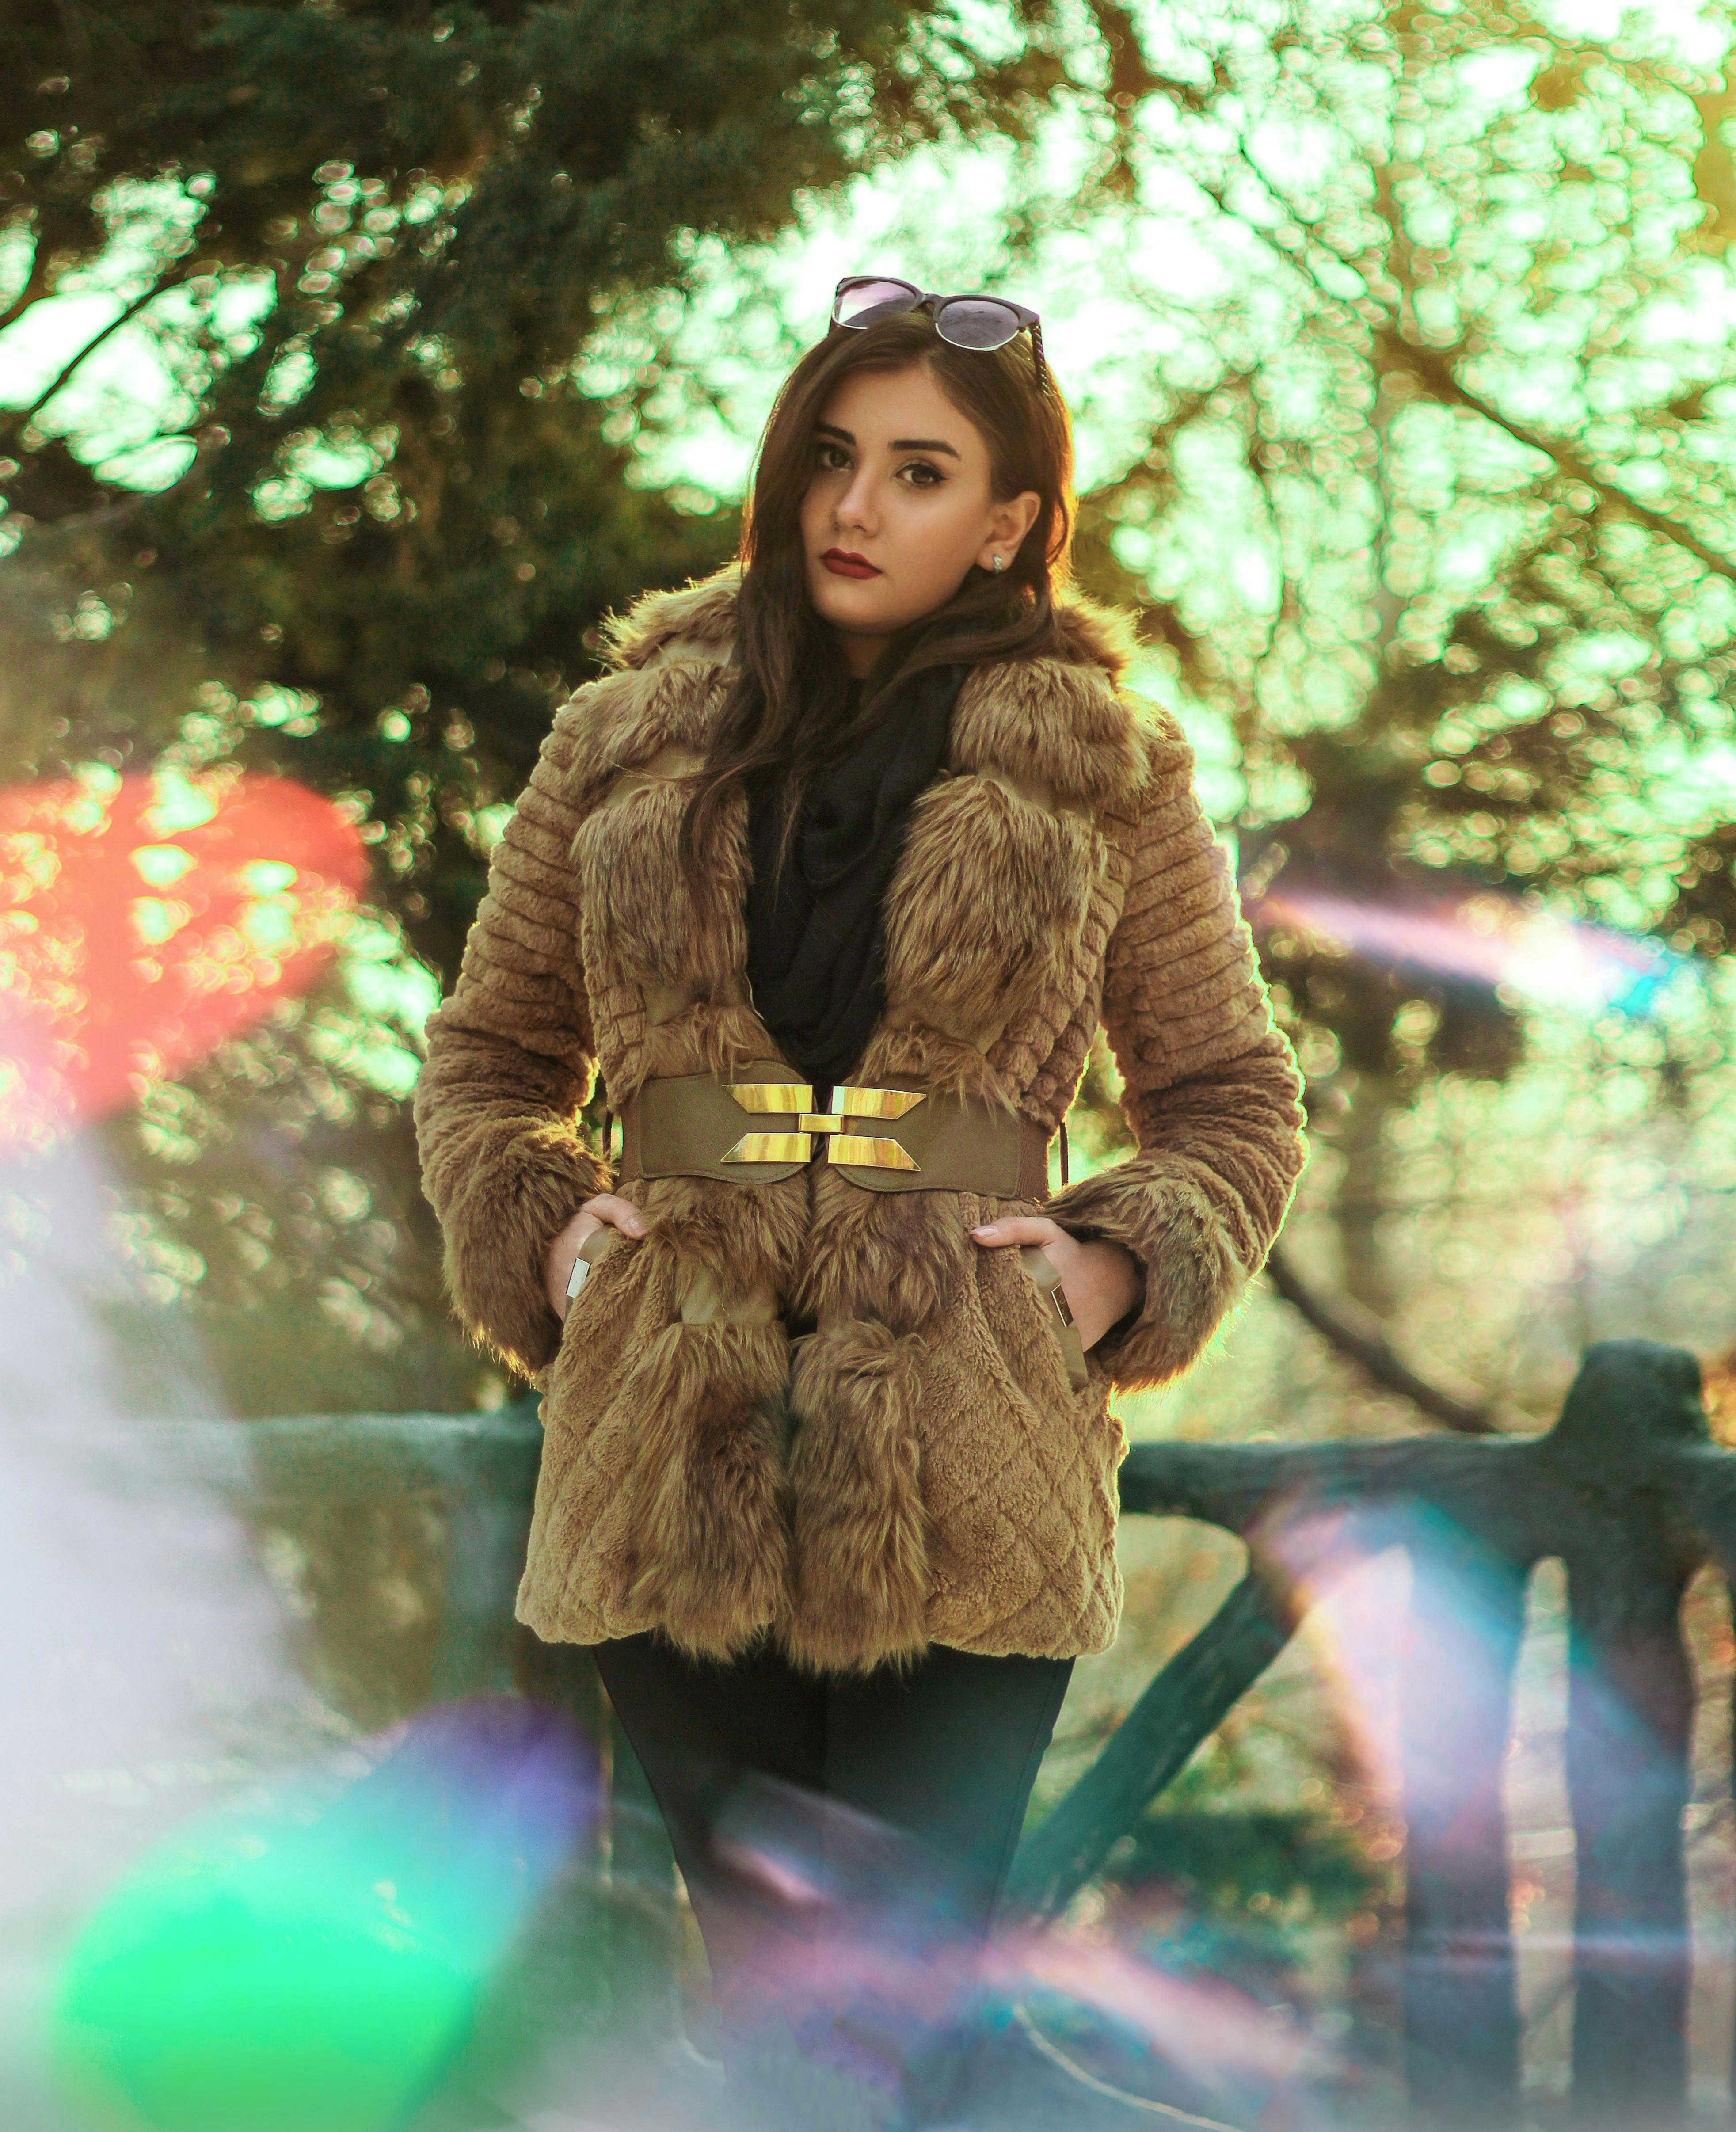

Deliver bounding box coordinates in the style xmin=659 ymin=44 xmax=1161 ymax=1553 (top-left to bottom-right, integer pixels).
xmin=0 ymin=769 xmax=367 ymax=1154
xmin=51 ymin=1698 xmax=598 ymax=2132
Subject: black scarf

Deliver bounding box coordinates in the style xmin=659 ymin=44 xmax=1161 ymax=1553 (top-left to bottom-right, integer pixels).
xmin=744 ymin=663 xmax=964 ymax=1090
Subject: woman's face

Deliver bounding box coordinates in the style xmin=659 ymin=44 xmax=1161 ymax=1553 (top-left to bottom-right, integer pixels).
xmin=799 ymin=362 xmax=1041 ymax=675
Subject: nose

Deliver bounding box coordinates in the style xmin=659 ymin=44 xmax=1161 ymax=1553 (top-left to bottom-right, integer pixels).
xmin=833 ymin=463 xmax=879 ymax=538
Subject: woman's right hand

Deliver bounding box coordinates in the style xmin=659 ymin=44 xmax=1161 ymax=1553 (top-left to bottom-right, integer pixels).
xmin=545 ymin=1194 xmax=646 ymax=1320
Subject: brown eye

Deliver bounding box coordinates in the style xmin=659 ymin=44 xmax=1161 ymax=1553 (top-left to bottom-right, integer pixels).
xmin=900 ymin=460 xmax=944 ymax=488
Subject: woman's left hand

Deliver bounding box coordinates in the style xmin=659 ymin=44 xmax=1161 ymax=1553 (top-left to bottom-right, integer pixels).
xmin=970 ymin=1218 xmax=1142 ymax=1352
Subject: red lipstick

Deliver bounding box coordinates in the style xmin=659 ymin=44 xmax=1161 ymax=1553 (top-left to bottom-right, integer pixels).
xmin=821 ymin=549 xmax=882 ymax=579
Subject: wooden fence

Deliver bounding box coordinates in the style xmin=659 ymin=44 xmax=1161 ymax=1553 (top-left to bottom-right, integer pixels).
xmin=125 ymin=1336 xmax=1736 ymax=2128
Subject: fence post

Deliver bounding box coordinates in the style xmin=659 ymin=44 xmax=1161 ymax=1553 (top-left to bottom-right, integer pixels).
xmin=1545 ymin=1346 xmax=1704 ymax=2128
xmin=1400 ymin=1538 xmax=1528 ymax=2128
xmin=1563 ymin=1550 xmax=1695 ymax=2128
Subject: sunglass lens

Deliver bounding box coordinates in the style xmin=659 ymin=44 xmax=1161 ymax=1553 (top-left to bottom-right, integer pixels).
xmin=934 ymin=298 xmax=1022 ymax=350
xmin=834 ymin=279 xmax=921 ymax=327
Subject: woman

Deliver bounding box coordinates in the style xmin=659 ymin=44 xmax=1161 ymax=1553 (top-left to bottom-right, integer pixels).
xmin=415 ymin=278 xmax=1306 ymax=2070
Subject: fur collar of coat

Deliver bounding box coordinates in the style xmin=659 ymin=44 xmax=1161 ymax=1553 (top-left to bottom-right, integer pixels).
xmin=570 ymin=567 xmax=1156 ymax=1115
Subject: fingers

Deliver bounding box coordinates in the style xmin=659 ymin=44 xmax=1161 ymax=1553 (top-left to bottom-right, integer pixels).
xmin=583 ymin=1191 xmax=647 ymax=1239
xmin=548 ymin=1193 xmax=647 ymax=1319
xmin=971 ymin=1215 xmax=1064 ymax=1249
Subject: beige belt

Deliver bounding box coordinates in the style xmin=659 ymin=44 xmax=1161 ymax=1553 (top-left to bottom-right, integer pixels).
xmin=616 ymin=1061 xmax=1056 ymax=1198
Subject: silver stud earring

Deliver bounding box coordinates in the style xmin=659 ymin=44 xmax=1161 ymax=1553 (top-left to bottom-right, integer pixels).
xmin=991 ymin=555 xmax=1005 ymax=573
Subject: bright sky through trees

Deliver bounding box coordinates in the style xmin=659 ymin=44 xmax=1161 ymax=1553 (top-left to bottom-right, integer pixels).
xmin=5 ymin=0 xmax=1726 ymax=504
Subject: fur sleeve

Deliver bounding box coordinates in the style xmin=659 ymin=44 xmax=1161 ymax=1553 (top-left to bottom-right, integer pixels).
xmin=1044 ymin=713 xmax=1306 ymax=1389
xmin=413 ymin=692 xmax=613 ymax=1378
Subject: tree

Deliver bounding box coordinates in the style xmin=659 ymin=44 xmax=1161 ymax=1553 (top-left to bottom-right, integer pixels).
xmin=0 ymin=0 xmax=1073 ymax=1411
xmin=1017 ymin=0 xmax=1736 ymax=1342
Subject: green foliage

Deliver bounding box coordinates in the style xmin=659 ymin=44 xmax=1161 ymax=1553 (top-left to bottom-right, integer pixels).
xmin=0 ymin=1 xmax=1075 ymax=1410
xmin=2 ymin=0 xmax=1065 ymax=965
xmin=1038 ymin=0 xmax=1736 ymax=1083
xmin=1119 ymin=1794 xmax=1379 ymax=1929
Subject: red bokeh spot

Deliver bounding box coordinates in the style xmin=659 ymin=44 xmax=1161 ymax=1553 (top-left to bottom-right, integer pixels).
xmin=0 ymin=771 xmax=368 ymax=1152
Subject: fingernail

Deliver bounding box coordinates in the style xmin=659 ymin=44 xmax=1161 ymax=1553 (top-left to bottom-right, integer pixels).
xmin=627 ymin=1218 xmax=647 ymax=1235
xmin=972 ymin=1224 xmax=996 ymax=1237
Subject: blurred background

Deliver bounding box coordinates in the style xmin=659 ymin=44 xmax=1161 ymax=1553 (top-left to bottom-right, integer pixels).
xmin=6 ymin=0 xmax=1736 ymax=2126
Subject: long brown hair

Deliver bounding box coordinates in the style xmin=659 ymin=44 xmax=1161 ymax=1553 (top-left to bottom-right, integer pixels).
xmin=682 ymin=308 xmax=1076 ymax=868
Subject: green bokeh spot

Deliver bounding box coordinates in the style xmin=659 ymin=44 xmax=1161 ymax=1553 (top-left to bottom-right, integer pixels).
xmin=53 ymin=1818 xmax=482 ymax=2132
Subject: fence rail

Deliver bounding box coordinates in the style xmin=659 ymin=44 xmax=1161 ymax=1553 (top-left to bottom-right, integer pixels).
xmin=109 ymin=1335 xmax=1735 ymax=2128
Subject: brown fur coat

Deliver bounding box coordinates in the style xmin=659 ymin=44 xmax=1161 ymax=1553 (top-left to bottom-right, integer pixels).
xmin=414 ymin=571 xmax=1306 ymax=1671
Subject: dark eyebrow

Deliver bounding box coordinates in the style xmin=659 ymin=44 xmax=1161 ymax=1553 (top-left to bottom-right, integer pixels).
xmin=813 ymin=421 xmax=960 ymax=460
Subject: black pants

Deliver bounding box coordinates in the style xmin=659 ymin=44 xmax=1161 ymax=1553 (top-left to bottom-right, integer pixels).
xmin=591 ymin=1632 xmax=1072 ymax=1995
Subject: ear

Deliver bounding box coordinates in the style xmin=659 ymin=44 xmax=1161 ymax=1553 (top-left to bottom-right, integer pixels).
xmin=978 ymin=490 xmax=1042 ymax=573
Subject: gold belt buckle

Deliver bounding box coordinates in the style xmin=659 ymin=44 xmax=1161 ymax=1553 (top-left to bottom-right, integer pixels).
xmin=720 ymin=1079 xmax=814 ymax=1164
xmin=720 ymin=1081 xmax=924 ymax=1170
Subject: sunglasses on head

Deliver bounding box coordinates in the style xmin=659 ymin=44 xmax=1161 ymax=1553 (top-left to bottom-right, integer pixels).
xmin=830 ymin=276 xmax=1050 ymax=395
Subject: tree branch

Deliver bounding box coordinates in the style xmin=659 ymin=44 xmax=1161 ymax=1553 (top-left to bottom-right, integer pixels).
xmin=1265 ymin=1244 xmax=1498 ymax=1435
xmin=8 ymin=422 xmax=219 ymax=541
xmin=1377 ymin=331 xmax=1736 ymax=590
xmin=2 ymin=271 xmax=189 ymax=448
xmin=1007 ymin=1570 xmax=1299 ymax=1918
xmin=0 ymin=219 xmax=53 ymax=341
xmin=1202 ymin=137 xmax=1736 ymax=590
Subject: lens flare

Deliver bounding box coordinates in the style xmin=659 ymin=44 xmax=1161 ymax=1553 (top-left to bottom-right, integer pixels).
xmin=674 ymin=1774 xmax=1316 ymax=2128
xmin=1286 ymin=1538 xmax=1411 ymax=1807
xmin=0 ymin=768 xmax=367 ymax=1152
xmin=1250 ymin=884 xmax=1688 ymax=1020
xmin=52 ymin=1698 xmax=599 ymax=2132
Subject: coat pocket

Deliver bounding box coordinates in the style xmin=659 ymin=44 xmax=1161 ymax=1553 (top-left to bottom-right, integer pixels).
xmin=1016 ymin=1243 xmax=1091 ymax=1394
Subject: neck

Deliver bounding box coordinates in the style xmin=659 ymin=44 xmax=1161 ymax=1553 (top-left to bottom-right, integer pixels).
xmin=830 ymin=628 xmax=888 ymax=680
